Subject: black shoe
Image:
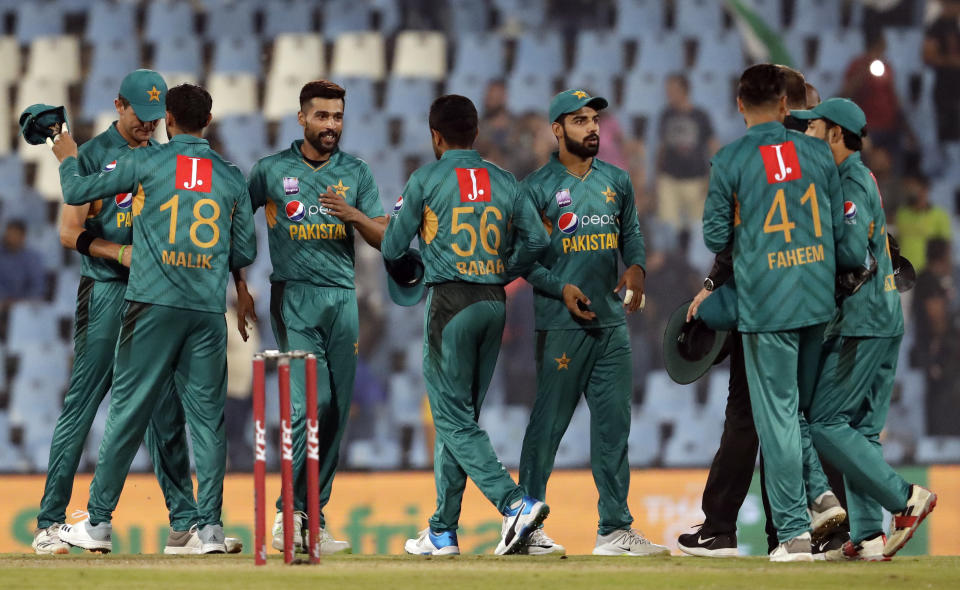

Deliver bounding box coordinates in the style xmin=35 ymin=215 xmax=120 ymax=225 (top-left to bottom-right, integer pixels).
xmin=813 ymin=529 xmax=849 ymax=561
xmin=678 ymin=525 xmax=737 ymax=557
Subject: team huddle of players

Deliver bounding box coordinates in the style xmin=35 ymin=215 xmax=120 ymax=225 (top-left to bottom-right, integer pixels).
xmin=26 ymin=61 xmax=933 ymax=560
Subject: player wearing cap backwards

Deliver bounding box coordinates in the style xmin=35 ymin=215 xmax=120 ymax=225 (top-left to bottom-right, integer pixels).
xmin=702 ymin=65 xmax=866 ymax=562
xmin=383 ymin=95 xmax=550 ymax=556
xmin=247 ymin=80 xmax=385 ymax=555
xmin=795 ymin=98 xmax=936 ymax=561
xmin=31 ymin=70 xmax=242 ymax=555
xmin=513 ymin=90 xmax=664 ymax=557
xmin=49 ymin=83 xmax=257 ymax=554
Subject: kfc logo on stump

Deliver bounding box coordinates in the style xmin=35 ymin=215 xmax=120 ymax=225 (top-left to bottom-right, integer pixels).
xmin=758 ymin=142 xmax=802 ymax=184
xmin=455 ymin=168 xmax=491 ymax=202
xmin=175 ymin=155 xmax=212 ymax=193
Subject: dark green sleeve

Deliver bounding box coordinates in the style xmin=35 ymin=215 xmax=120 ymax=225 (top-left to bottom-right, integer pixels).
xmin=381 ymin=174 xmax=423 ymax=262
xmin=617 ymin=171 xmax=646 ymax=269
xmin=59 ymin=152 xmax=140 ymax=205
xmin=505 ymin=184 xmax=549 ymax=281
xmin=247 ymin=160 xmax=267 ymax=210
xmin=357 ymin=162 xmax=385 ymax=218
xmin=836 ymin=176 xmax=870 ymax=271
xmin=703 ymin=156 xmax=735 ymax=254
xmin=521 ymin=180 xmax=566 ymax=298
xmin=826 ymin=162 xmax=858 ymax=270
xmin=229 ymin=182 xmax=258 ymax=270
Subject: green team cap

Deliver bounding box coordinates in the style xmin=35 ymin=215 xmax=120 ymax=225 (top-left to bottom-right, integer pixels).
xmin=19 ymin=104 xmax=68 ymax=145
xmin=661 ymin=290 xmax=733 ymax=385
xmin=549 ymin=89 xmax=608 ymax=123
xmin=119 ymin=69 xmax=167 ymax=122
xmin=790 ymin=97 xmax=867 ymax=136
xmin=384 ymin=248 xmax=426 ymax=307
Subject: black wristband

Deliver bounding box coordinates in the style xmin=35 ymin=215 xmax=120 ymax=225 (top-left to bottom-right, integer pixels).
xmin=75 ymin=230 xmax=96 ymax=256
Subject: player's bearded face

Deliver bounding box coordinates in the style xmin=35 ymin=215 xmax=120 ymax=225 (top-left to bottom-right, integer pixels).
xmin=559 ymin=107 xmax=601 ymax=159
xmin=301 ymin=98 xmax=344 ymax=156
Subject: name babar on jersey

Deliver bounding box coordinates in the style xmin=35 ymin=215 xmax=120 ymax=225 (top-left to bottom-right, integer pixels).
xmin=277 ymin=175 xmax=349 ymax=241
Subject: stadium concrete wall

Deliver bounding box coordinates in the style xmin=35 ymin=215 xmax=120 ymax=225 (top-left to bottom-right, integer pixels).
xmin=2 ymin=467 xmax=957 ymax=556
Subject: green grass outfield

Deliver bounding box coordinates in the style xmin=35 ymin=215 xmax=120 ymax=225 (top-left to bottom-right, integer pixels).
xmin=1 ymin=554 xmax=958 ymax=589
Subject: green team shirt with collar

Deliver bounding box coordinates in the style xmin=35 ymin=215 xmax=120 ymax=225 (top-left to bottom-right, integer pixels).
xmin=59 ymin=135 xmax=258 ymax=312
xmin=247 ymin=141 xmax=384 ymax=287
xmin=75 ymin=122 xmax=156 ymax=282
xmin=522 ymin=153 xmax=646 ymax=331
xmin=827 ymin=151 xmax=904 ymax=337
xmin=381 ymin=149 xmax=548 ymax=282
xmin=703 ymin=122 xmax=849 ymax=333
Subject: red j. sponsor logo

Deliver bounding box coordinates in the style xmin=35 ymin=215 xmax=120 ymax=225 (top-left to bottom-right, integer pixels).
xmin=455 ymin=167 xmax=492 ymax=202
xmin=174 ymin=154 xmax=212 ymax=193
xmin=758 ymin=141 xmax=802 ymax=184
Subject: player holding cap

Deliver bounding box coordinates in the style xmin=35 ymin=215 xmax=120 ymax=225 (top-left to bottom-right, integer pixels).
xmin=796 ymin=98 xmax=936 ymax=560
xmin=31 ymin=70 xmax=241 ymax=555
xmin=247 ymin=80 xmax=386 ymax=554
xmin=50 ymin=83 xmax=257 ymax=554
xmin=383 ymin=94 xmax=550 ymax=556
xmin=516 ymin=90 xmax=663 ymax=556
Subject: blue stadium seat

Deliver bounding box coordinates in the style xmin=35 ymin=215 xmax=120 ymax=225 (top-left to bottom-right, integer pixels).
xmin=641 ymin=371 xmax=697 ymax=427
xmin=884 ymin=28 xmax=924 ymax=92
xmin=340 ymin=112 xmax=388 ymax=162
xmin=615 ymin=0 xmax=665 ymax=39
xmin=272 ymin=113 xmax=302 ymax=152
xmin=337 ymin=76 xmax=377 ymax=119
xmin=445 ymin=70 xmax=496 ymax=105
xmin=15 ymin=1 xmax=64 ymax=44
xmin=491 ymin=0 xmax=546 ymax=32
xmin=446 ymin=0 xmax=491 ymax=35
xmin=145 ymin=0 xmax=194 ymax=44
xmin=803 ymin=66 xmax=843 ymax=99
xmin=217 ymin=113 xmax=267 ymax=174
xmin=564 ymin=72 xmax=616 ymax=107
xmin=84 ymin=0 xmax=136 ymax=43
xmin=512 ymin=32 xmax=564 ymax=77
xmin=262 ymin=0 xmax=315 ymax=39
xmin=152 ymin=35 xmax=203 ymax=78
xmin=783 ymin=30 xmax=810 ymax=69
xmin=635 ymin=33 xmax=685 ymax=74
xmin=57 ymin=0 xmax=94 ymax=13
xmin=814 ymin=30 xmax=864 ymax=73
xmin=571 ymin=31 xmax=625 ymax=75
xmin=749 ymin=0 xmax=784 ymax=29
xmin=211 ymin=36 xmax=262 ymax=76
xmin=506 ymin=72 xmax=554 ymax=115
xmin=622 ymin=69 xmax=667 ymax=121
xmin=0 ymin=157 xmax=26 ymax=195
xmin=674 ymin=0 xmax=725 ymax=36
xmin=790 ymin=0 xmax=840 ymax=35
xmin=204 ymin=0 xmax=257 ymax=41
xmin=694 ymin=31 xmax=745 ymax=75
xmin=88 ymin=38 xmax=140 ymax=80
xmin=450 ymin=33 xmax=504 ymax=81
xmin=322 ymin=0 xmax=372 ymax=37
xmin=689 ymin=70 xmax=735 ymax=117
xmin=383 ymin=77 xmax=436 ymax=124
xmin=82 ymin=73 xmax=125 ymax=122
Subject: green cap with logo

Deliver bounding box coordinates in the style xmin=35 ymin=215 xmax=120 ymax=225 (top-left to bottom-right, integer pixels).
xmin=549 ymin=89 xmax=608 ymax=123
xmin=384 ymin=248 xmax=426 ymax=307
xmin=119 ymin=69 xmax=167 ymax=122
xmin=790 ymin=97 xmax=867 ymax=136
xmin=19 ymin=104 xmax=68 ymax=145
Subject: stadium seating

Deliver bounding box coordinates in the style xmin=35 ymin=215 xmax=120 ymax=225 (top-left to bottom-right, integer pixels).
xmin=207 ymin=73 xmax=259 ymax=117
xmin=268 ymin=33 xmax=326 ymax=83
xmin=614 ymin=0 xmax=665 ymax=39
xmin=392 ymin=32 xmax=447 ymax=80
xmin=216 ymin=113 xmax=267 ymax=174
xmin=321 ymin=0 xmax=373 ymax=38
xmin=512 ymin=32 xmax=564 ymax=78
xmin=447 ymin=0 xmax=491 ymax=35
xmin=144 ymin=0 xmax=195 ymax=43
xmin=675 ymin=0 xmax=727 ymax=36
xmin=203 ymin=0 xmax=258 ymax=42
xmin=152 ymin=35 xmax=203 ymax=79
xmin=262 ymin=0 xmax=315 ymax=39
xmin=15 ymin=2 xmax=64 ymax=44
xmin=88 ymin=38 xmax=140 ymax=82
xmin=0 ymin=36 xmax=21 ymax=86
xmin=634 ymin=33 xmax=685 ymax=74
xmin=791 ymin=0 xmax=843 ymax=35
xmin=85 ymin=0 xmax=136 ymax=43
xmin=212 ymin=36 xmax=263 ymax=77
xmin=26 ymin=36 xmax=81 ymax=84
xmin=331 ymin=32 xmax=386 ymax=80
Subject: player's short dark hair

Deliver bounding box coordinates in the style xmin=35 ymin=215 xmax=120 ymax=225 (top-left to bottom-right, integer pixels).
xmin=822 ymin=117 xmax=865 ymax=151
xmin=166 ymin=84 xmax=211 ymax=132
xmin=737 ymin=64 xmax=786 ymax=108
xmin=777 ymin=65 xmax=807 ymax=109
xmin=299 ymin=80 xmax=346 ymax=110
xmin=667 ymin=73 xmax=690 ymax=94
xmin=117 ymin=94 xmax=130 ymax=108
xmin=429 ymin=94 xmax=478 ymax=148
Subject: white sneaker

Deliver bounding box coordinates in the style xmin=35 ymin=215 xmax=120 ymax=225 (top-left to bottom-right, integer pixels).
xmin=164 ymin=525 xmax=244 ymax=555
xmin=271 ymin=511 xmax=306 ymax=553
xmin=32 ymin=524 xmax=70 ymax=555
xmin=809 ymin=491 xmax=847 ymax=542
xmin=769 ymin=532 xmax=813 ymax=562
xmin=522 ymin=528 xmax=566 ymax=555
xmin=404 ymin=528 xmax=460 ymax=556
xmin=59 ymin=519 xmax=112 ymax=553
xmin=320 ymin=528 xmax=352 ymax=554
xmin=831 ymin=534 xmax=889 ymax=562
xmin=197 ymin=524 xmax=226 ymax=554
xmin=494 ymin=496 xmax=550 ymax=555
xmin=592 ymin=528 xmax=669 ymax=556
xmin=884 ymin=484 xmax=936 ymax=558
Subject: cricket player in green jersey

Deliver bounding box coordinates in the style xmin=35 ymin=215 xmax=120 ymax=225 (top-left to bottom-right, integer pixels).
xmin=794 ymin=98 xmax=937 ymax=561
xmin=514 ymin=90 xmax=666 ymax=557
xmin=31 ymin=70 xmax=241 ymax=556
xmin=702 ymin=65 xmax=861 ymax=562
xmin=383 ymin=95 xmax=551 ymax=556
xmin=247 ymin=80 xmax=385 ymax=555
xmin=50 ymin=84 xmax=257 ymax=554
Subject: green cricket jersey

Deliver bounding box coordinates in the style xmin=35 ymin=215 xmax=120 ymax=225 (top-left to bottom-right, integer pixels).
xmin=703 ymin=122 xmax=847 ymax=333
xmin=381 ymin=149 xmax=548 ymax=283
xmin=75 ymin=123 xmax=155 ymax=282
xmin=58 ymin=134 xmax=257 ymax=313
xmin=248 ymin=142 xmax=384 ymax=288
xmin=827 ymin=152 xmax=904 ymax=338
xmin=522 ymin=153 xmax=646 ymax=331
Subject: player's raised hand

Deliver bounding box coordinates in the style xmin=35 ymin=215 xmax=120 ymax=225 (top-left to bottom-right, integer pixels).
xmin=687 ymin=287 xmax=712 ymax=322
xmin=319 ymin=186 xmax=360 ymax=223
xmin=615 ymin=264 xmax=646 ymax=314
xmin=49 ymin=124 xmax=78 ymax=163
xmin=562 ymin=283 xmax=596 ymax=321
xmin=235 ymin=282 xmax=257 ymax=342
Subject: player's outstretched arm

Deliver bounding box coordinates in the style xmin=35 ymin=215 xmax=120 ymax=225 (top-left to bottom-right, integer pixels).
xmin=57 ymin=143 xmax=140 ymax=206
xmin=504 ymin=187 xmax=549 ymax=281
xmin=381 ymin=175 xmax=424 ymax=261
xmin=59 ymin=202 xmax=127 ymax=264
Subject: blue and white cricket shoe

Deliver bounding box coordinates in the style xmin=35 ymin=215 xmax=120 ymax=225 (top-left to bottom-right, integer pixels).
xmin=404 ymin=528 xmax=460 ymax=556
xmin=494 ymin=496 xmax=550 ymax=555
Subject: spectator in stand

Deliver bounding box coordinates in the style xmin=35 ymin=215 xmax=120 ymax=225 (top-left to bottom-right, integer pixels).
xmin=0 ymin=220 xmax=46 ymax=303
xmin=924 ymin=0 xmax=960 ymax=146
xmin=895 ymin=174 xmax=952 ymax=273
xmin=843 ymin=27 xmax=909 ymax=168
xmin=912 ymin=238 xmax=960 ymax=435
xmin=656 ymin=74 xmax=719 ymax=231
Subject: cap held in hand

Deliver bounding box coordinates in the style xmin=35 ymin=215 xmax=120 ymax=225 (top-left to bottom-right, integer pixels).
xmin=384 ymin=248 xmax=426 ymax=307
